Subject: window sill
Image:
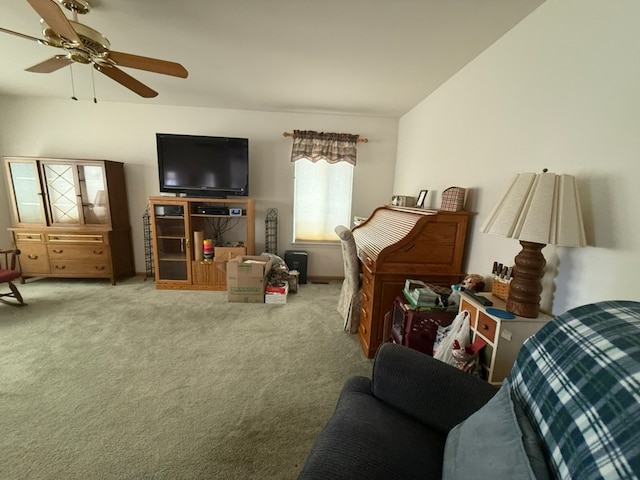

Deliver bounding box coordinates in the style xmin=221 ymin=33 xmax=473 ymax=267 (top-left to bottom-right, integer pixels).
xmin=291 ymin=240 xmax=340 ymax=247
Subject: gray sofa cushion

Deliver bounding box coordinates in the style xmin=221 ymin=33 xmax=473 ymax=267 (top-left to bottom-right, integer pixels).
xmin=371 ymin=343 xmax=497 ymax=433
xmin=298 ymin=376 xmax=448 ymax=480
xmin=442 ymin=382 xmax=546 ymax=479
xmin=298 ymin=344 xmax=498 ymax=480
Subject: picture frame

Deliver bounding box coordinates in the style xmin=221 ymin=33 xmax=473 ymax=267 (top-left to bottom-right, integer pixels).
xmin=416 ymin=190 xmax=428 ymax=208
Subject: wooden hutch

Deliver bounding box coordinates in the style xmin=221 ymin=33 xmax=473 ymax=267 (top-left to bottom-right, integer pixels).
xmin=3 ymin=156 xmax=134 ymax=284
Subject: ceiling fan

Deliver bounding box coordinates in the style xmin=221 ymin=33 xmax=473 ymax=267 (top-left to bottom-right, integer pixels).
xmin=0 ymin=0 xmax=188 ymax=98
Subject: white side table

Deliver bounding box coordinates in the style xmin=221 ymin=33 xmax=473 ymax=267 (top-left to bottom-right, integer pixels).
xmin=459 ymin=291 xmax=552 ymax=384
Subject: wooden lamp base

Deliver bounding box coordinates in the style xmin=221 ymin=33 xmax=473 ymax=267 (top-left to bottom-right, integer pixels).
xmin=506 ymin=241 xmax=546 ymax=318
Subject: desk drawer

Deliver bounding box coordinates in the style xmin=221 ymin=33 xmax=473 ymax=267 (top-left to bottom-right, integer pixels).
xmin=360 ymin=275 xmax=373 ymax=328
xmin=359 ymin=293 xmax=372 ymax=333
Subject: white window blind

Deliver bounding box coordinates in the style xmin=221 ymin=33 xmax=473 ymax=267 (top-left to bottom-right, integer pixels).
xmin=293 ymin=159 xmax=353 ymax=242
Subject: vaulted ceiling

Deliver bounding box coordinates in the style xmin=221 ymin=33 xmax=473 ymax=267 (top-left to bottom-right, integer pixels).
xmin=0 ymin=0 xmax=544 ymax=117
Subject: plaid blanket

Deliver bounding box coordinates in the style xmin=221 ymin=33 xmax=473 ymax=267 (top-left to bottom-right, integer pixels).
xmin=509 ymin=301 xmax=640 ymax=479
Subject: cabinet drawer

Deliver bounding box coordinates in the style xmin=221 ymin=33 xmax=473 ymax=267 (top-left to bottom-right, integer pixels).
xmin=476 ymin=312 xmax=497 ymax=342
xmin=16 ymin=243 xmax=50 ymax=274
xmin=47 ymin=233 xmax=106 ymax=244
xmin=461 ymin=298 xmax=478 ymax=329
xmin=14 ymin=232 xmax=44 ymax=242
xmin=48 ymin=245 xmax=109 ymax=261
xmin=50 ymin=260 xmax=111 ymax=275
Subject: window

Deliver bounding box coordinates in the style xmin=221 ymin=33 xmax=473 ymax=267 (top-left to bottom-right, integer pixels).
xmin=288 ymin=129 xmax=360 ymax=242
xmin=293 ymin=159 xmax=353 ymax=242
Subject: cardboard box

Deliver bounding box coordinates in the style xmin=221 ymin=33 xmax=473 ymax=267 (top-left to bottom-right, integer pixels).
xmin=214 ymin=246 xmax=247 ymax=262
xmin=219 ymin=255 xmax=272 ymax=303
xmin=265 ymin=282 xmax=288 ymax=304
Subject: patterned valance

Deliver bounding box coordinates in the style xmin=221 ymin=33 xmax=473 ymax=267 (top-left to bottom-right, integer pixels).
xmin=290 ymin=130 xmax=360 ymax=166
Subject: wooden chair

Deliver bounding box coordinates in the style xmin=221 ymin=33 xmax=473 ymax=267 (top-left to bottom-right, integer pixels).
xmin=0 ymin=249 xmax=26 ymax=306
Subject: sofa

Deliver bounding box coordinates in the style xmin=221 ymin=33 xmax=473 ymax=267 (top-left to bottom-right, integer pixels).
xmin=298 ymin=300 xmax=640 ymax=479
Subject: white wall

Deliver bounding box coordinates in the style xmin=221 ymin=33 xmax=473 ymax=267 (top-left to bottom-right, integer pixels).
xmin=394 ymin=0 xmax=640 ymax=314
xmin=0 ymin=97 xmax=398 ymax=277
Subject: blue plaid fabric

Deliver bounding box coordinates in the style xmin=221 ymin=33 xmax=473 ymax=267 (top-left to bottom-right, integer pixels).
xmin=509 ymin=301 xmax=640 ymax=479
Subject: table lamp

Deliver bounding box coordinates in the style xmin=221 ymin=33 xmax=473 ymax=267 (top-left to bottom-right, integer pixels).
xmin=93 ymin=190 xmax=107 ymax=209
xmin=480 ymin=170 xmax=586 ymax=317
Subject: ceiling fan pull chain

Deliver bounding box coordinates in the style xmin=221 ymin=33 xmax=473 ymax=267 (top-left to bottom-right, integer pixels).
xmin=69 ymin=64 xmax=78 ymax=101
xmin=91 ymin=66 xmax=97 ymax=103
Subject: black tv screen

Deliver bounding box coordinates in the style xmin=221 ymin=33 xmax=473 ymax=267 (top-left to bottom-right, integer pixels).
xmin=156 ymin=133 xmax=249 ymax=197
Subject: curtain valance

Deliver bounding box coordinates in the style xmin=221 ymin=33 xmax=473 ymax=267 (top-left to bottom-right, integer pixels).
xmin=289 ymin=130 xmax=360 ymax=166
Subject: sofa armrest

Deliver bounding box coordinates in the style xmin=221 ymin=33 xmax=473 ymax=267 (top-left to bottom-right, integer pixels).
xmin=371 ymin=343 xmax=498 ymax=433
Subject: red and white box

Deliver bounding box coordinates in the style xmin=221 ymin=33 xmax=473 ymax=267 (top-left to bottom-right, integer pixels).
xmin=265 ymin=282 xmax=289 ymax=304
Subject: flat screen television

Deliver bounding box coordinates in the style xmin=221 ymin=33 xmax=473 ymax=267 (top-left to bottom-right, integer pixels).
xmin=156 ymin=133 xmax=249 ymax=197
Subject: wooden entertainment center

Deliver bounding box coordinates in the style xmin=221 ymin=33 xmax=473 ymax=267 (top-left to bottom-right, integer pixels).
xmin=149 ymin=196 xmax=255 ymax=290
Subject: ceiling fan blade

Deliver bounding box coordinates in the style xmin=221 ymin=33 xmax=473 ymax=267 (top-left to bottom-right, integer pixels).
xmin=108 ymin=51 xmax=189 ymax=78
xmin=0 ymin=26 xmax=44 ymax=43
xmin=94 ymin=64 xmax=158 ymax=98
xmin=26 ymin=0 xmax=81 ymax=44
xmin=26 ymin=55 xmax=73 ymax=73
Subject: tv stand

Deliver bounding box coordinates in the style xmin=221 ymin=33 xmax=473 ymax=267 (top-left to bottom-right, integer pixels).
xmin=149 ymin=196 xmax=255 ymax=290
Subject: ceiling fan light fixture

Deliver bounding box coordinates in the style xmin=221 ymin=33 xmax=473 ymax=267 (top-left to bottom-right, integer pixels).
xmin=5 ymin=0 xmax=188 ymax=98
xmin=66 ymin=50 xmax=91 ymax=64
xmin=58 ymin=0 xmax=90 ymax=15
xmin=42 ymin=20 xmax=110 ymax=53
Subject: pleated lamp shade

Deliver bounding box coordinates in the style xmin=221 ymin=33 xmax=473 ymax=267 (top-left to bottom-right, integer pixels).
xmin=480 ymin=172 xmax=586 ymax=247
xmin=480 ymin=171 xmax=586 ymax=318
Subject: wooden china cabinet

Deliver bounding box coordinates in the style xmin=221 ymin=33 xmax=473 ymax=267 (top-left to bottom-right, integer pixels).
xmin=3 ymin=157 xmax=135 ymax=284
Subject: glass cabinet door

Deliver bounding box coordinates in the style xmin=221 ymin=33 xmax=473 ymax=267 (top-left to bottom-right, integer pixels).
xmin=152 ymin=204 xmax=190 ymax=282
xmin=41 ymin=162 xmax=82 ymax=225
xmin=41 ymin=161 xmax=110 ymax=226
xmin=5 ymin=160 xmax=47 ymax=224
xmin=78 ymin=164 xmax=109 ymax=225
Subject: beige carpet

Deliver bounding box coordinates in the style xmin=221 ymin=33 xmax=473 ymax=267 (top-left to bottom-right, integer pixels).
xmin=0 ymin=277 xmax=372 ymax=480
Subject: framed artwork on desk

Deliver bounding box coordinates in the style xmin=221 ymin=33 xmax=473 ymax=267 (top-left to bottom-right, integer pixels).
xmin=416 ymin=190 xmax=428 ymax=208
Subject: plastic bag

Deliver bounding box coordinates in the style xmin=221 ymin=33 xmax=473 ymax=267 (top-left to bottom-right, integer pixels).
xmin=452 ymin=338 xmax=481 ymax=374
xmin=433 ymin=310 xmax=470 ymax=366
xmin=432 ymin=323 xmax=453 ymax=357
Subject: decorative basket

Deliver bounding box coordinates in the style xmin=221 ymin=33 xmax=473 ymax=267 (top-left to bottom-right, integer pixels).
xmin=491 ymin=279 xmax=511 ymax=302
xmin=440 ymin=187 xmax=466 ymax=212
